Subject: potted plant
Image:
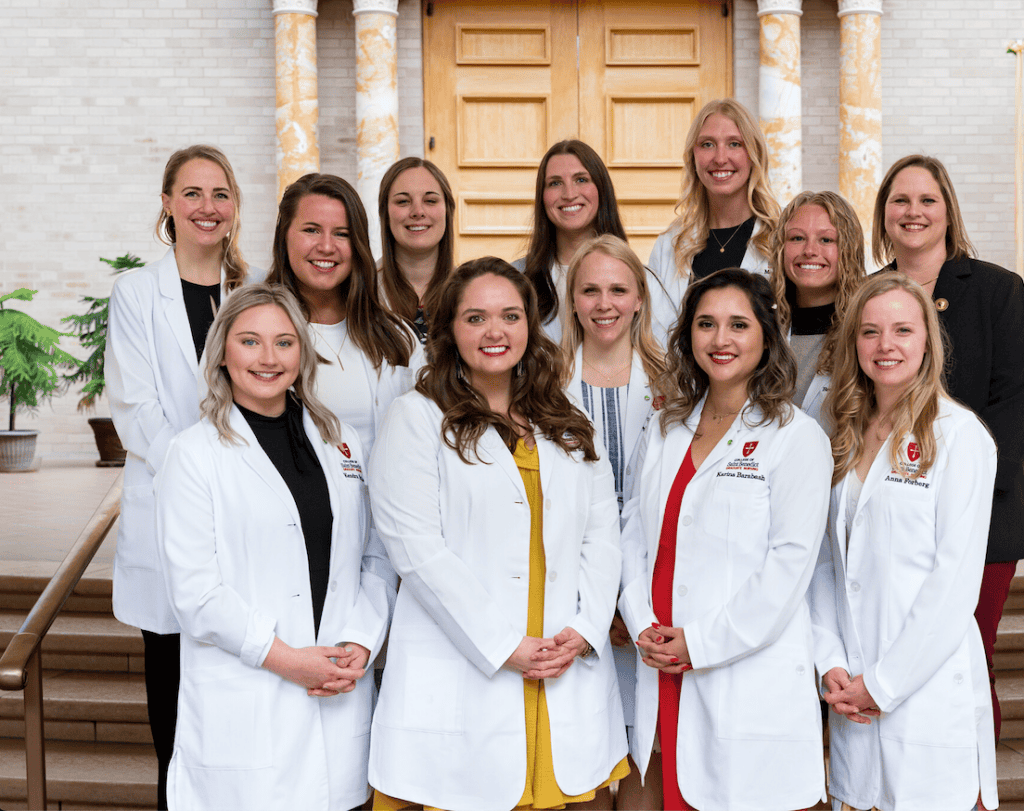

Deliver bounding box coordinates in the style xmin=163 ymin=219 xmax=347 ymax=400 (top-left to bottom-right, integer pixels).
xmin=62 ymin=253 xmax=145 ymax=466
xmin=0 ymin=289 xmax=81 ymax=472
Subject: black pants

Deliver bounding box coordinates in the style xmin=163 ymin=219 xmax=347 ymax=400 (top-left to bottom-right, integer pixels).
xmin=141 ymin=630 xmax=180 ymax=811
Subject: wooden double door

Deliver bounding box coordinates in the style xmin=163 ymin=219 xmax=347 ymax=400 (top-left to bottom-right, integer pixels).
xmin=423 ymin=0 xmax=733 ymax=263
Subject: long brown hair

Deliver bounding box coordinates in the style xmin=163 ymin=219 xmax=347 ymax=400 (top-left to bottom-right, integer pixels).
xmin=524 ymin=140 xmax=627 ymax=326
xmin=670 ymin=99 xmax=779 ymax=277
xmin=156 ymin=144 xmax=248 ymax=291
xmin=826 ymin=273 xmax=948 ymax=485
xmin=770 ymin=190 xmax=866 ymax=376
xmin=418 ymin=257 xmax=597 ymax=464
xmin=659 ymin=269 xmax=796 ymax=433
xmin=377 ymin=157 xmax=456 ymax=328
xmin=267 ymin=173 xmax=414 ymax=371
xmin=871 ymin=154 xmax=976 ymax=267
xmin=561 ymin=234 xmax=667 ymax=389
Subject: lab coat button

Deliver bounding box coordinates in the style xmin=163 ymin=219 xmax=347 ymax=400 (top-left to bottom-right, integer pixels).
xmin=681 ymin=515 xmax=692 ymax=527
xmin=548 ymin=571 xmax=558 ymax=582
xmin=545 ymin=498 xmax=552 ymax=510
xmin=954 ymin=672 xmax=964 ymax=684
xmin=796 ymin=665 xmax=805 ymax=674
xmin=329 ymin=580 xmax=337 ymax=593
xmin=855 ymin=515 xmax=864 ymax=526
xmin=850 ymin=582 xmax=861 ymax=593
xmin=626 ymin=465 xmax=631 ymax=475
xmin=676 ymin=584 xmax=688 ymax=597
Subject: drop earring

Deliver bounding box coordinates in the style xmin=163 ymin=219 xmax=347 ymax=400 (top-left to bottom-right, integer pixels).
xmin=456 ymin=356 xmax=465 ymax=380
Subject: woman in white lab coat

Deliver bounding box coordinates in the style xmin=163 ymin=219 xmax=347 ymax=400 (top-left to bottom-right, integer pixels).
xmin=106 ymin=144 xmax=261 ymax=810
xmin=561 ymin=234 xmax=666 ymax=809
xmin=647 ymin=99 xmax=779 ymax=344
xmin=513 ymin=139 xmax=629 ymax=344
xmin=768 ymin=190 xmax=866 ymax=430
xmin=266 ymin=173 xmax=420 ymax=461
xmin=808 ymin=273 xmax=998 ymax=811
xmin=156 ymin=284 xmax=392 ymax=811
xmin=619 ymin=268 xmax=832 ymax=811
xmin=369 ymin=257 xmax=628 ymax=811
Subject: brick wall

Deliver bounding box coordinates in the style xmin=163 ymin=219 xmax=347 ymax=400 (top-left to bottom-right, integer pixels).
xmin=734 ymin=0 xmax=1020 ymax=268
xmin=0 ymin=0 xmax=422 ymax=460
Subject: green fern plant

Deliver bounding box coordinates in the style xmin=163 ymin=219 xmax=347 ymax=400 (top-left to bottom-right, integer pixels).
xmin=0 ymin=289 xmax=81 ymax=431
xmin=61 ymin=253 xmax=144 ymax=411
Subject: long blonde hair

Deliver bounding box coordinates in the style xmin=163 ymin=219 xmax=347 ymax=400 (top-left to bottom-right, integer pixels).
xmin=561 ymin=235 xmax=667 ymax=390
xmin=156 ymin=144 xmax=248 ymax=291
xmin=825 ymin=273 xmax=947 ymax=485
xmin=769 ymin=191 xmax=866 ymax=376
xmin=201 ymin=283 xmax=341 ymax=446
xmin=670 ymin=99 xmax=779 ymax=278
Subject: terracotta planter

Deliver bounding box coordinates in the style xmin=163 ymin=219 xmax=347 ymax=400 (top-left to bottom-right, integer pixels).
xmin=88 ymin=417 xmax=126 ymax=467
xmin=0 ymin=429 xmax=39 ymax=472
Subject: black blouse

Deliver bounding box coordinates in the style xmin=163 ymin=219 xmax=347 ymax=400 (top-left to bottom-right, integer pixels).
xmin=181 ymin=279 xmax=221 ymax=361
xmin=691 ymin=216 xmax=757 ymax=280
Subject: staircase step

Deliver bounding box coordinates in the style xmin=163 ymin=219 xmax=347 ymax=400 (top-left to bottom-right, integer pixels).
xmin=0 ymin=574 xmax=113 ymax=615
xmin=0 ymin=610 xmax=143 ymax=658
xmin=0 ymin=737 xmax=156 ymax=808
xmin=1000 ymin=741 xmax=1024 ymax=801
xmin=0 ymin=670 xmax=150 ymax=747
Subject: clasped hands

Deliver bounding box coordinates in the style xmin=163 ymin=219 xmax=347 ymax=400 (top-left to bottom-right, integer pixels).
xmin=637 ymin=622 xmax=692 ymax=675
xmin=262 ymin=636 xmax=371 ymax=698
xmin=505 ymin=627 xmax=590 ymax=680
xmin=822 ymin=667 xmax=881 ymax=725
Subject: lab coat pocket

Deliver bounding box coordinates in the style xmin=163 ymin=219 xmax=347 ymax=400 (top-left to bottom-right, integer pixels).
xmin=377 ymin=637 xmax=466 ymax=734
xmin=182 ymin=664 xmax=273 ymax=769
xmin=878 ymin=649 xmax=974 ymax=747
xmin=717 ymin=651 xmax=818 ymax=741
xmin=118 ymin=484 xmax=157 ymax=569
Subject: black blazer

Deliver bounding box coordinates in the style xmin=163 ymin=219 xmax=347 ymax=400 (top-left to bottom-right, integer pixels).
xmin=929 ymin=256 xmax=1024 ymax=563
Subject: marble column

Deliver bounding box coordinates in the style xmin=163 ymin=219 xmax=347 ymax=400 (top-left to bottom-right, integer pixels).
xmin=758 ymin=0 xmax=802 ymax=206
xmin=274 ymin=0 xmax=320 ymax=200
xmin=838 ymin=0 xmax=883 ymax=262
xmin=354 ymin=0 xmax=400 ymax=258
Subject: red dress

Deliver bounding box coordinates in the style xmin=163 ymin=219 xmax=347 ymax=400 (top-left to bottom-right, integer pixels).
xmin=651 ymin=447 xmax=696 ymax=811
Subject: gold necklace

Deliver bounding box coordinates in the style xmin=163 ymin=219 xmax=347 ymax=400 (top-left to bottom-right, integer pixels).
xmin=583 ymin=358 xmax=631 ymax=383
xmin=710 ymin=222 xmax=745 ymax=254
xmin=707 ymin=407 xmax=740 ymax=423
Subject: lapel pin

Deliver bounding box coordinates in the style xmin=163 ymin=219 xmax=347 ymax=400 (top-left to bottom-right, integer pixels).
xmin=935 ymin=298 xmax=949 ymax=312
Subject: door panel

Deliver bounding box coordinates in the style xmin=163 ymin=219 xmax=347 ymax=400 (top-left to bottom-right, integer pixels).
xmin=424 ymin=1 xmax=732 ymax=264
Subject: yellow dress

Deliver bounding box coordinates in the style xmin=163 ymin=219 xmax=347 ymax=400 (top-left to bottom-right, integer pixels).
xmin=375 ymin=440 xmax=627 ymax=811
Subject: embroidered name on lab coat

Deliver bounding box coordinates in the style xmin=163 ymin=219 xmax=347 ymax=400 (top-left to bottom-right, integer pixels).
xmin=338 ymin=445 xmax=364 ymax=481
xmin=716 ymin=443 xmax=766 ymax=481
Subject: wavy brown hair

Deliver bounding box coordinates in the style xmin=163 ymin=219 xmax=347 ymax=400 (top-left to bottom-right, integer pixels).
xmin=156 ymin=144 xmax=248 ymax=291
xmin=770 ymin=191 xmax=866 ymax=376
xmin=378 ymin=157 xmax=456 ymax=329
xmin=825 ymin=273 xmax=948 ymax=485
xmin=561 ymin=234 xmax=667 ymax=388
xmin=872 ymin=154 xmax=976 ymax=267
xmin=267 ymin=173 xmax=414 ymax=371
xmin=659 ymin=268 xmax=796 ymax=434
xmin=418 ymin=257 xmax=597 ymax=463
xmin=523 ymin=140 xmax=627 ymax=326
xmin=670 ymin=99 xmax=779 ymax=277
xmin=201 ymin=283 xmax=341 ymax=447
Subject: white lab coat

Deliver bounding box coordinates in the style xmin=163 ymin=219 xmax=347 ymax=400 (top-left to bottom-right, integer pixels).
xmin=565 ymin=347 xmax=657 ymax=737
xmin=367 ymin=390 xmax=627 ymax=811
xmin=647 ymin=222 xmax=771 ymax=349
xmin=156 ymin=406 xmax=392 ymax=811
xmin=107 ymin=247 xmax=263 ymax=632
xmin=619 ymin=399 xmax=832 ymax=811
xmin=807 ymin=397 xmax=998 ymax=811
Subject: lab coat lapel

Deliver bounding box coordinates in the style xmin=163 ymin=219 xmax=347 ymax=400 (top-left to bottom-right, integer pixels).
xmin=623 ymin=353 xmax=650 ymax=456
xmin=230 ymin=405 xmax=303 ymax=527
xmin=157 ymin=248 xmax=201 ymax=380
xmin=477 ymin=426 xmax=528 ymax=501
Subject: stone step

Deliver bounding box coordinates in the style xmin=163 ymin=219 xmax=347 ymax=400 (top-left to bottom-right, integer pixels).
xmin=0 ymin=737 xmax=155 ymax=808
xmin=0 ymin=574 xmax=113 ymax=615
xmin=0 ymin=670 xmax=150 ymax=745
xmin=0 ymin=610 xmax=144 ymax=677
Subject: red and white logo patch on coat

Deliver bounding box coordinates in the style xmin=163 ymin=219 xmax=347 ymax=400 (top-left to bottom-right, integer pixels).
xmin=743 ymin=441 xmax=758 ymax=457
xmin=339 ymin=443 xmax=351 ymax=459
xmin=907 ymin=442 xmax=920 ymax=462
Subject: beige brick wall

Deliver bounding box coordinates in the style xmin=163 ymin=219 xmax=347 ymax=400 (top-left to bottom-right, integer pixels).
xmin=734 ymin=0 xmax=1020 ymax=268
xmin=0 ymin=0 xmax=422 ymax=460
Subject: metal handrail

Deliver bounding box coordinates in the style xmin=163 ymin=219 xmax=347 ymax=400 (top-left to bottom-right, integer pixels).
xmin=0 ymin=471 xmax=123 ymax=810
